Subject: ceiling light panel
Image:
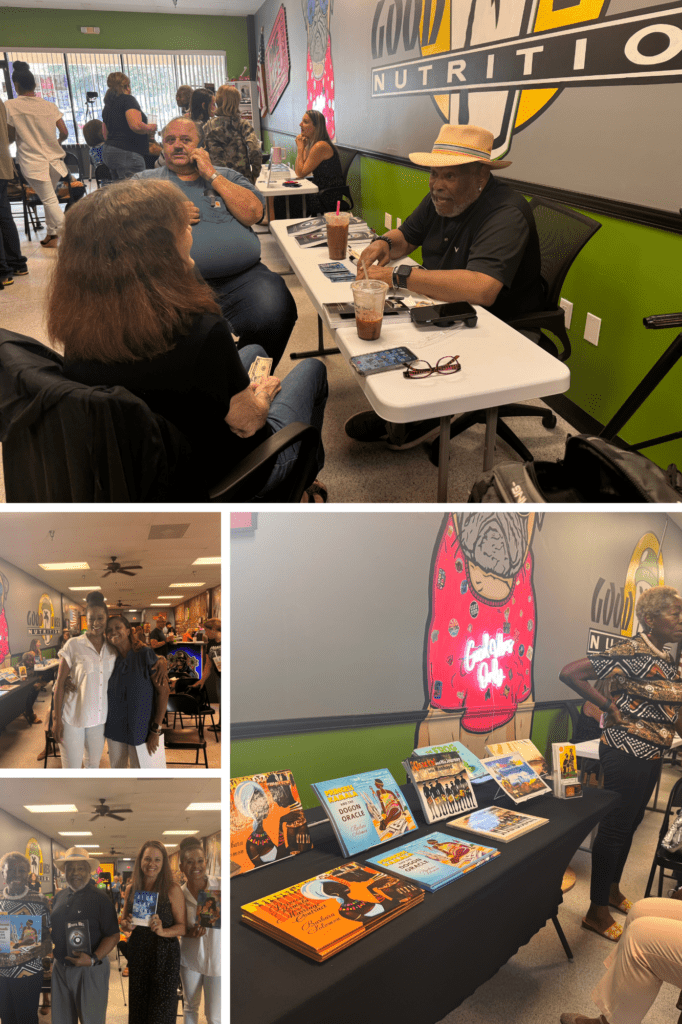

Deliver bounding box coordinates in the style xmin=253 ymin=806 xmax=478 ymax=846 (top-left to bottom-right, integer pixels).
xmin=25 ymin=805 xmax=79 ymax=813
xmin=192 ymin=557 xmax=221 ymax=565
xmin=39 ymin=562 xmax=90 ymax=571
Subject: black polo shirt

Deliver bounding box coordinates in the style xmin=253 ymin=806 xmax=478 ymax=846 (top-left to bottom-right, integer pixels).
xmin=399 ymin=174 xmax=544 ymax=322
xmin=149 ymin=628 xmax=169 ymax=658
xmin=51 ymin=881 xmax=119 ymax=963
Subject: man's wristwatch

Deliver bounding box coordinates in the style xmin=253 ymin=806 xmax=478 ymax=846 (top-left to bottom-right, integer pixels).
xmin=207 ymin=172 xmax=219 ymax=186
xmin=149 ymin=722 xmax=160 ymax=734
xmin=392 ymin=265 xmax=413 ymax=290
xmin=89 ymin=954 xmax=101 ymax=966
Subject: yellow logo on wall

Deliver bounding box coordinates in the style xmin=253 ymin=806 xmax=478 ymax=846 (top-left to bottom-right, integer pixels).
xmin=28 ymin=594 xmax=55 ymax=637
xmin=26 ymin=837 xmax=43 ymax=877
xmin=621 ymin=533 xmax=664 ymax=637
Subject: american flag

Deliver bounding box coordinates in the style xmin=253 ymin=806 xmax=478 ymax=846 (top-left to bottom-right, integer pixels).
xmin=256 ymin=26 xmax=268 ymax=119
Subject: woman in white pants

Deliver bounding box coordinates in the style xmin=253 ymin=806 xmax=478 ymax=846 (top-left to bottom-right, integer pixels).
xmin=53 ymin=591 xmax=115 ymax=768
xmin=5 ymin=61 xmax=68 ymax=247
xmin=104 ymin=615 xmax=169 ymax=769
xmin=178 ymin=837 xmax=220 ymax=1024
xmin=560 ymin=894 xmax=682 ymax=1024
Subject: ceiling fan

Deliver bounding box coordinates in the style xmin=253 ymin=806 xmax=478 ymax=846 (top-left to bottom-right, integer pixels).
xmin=89 ymin=798 xmax=133 ymax=822
xmin=110 ymin=599 xmax=133 ymax=610
xmin=102 ymin=845 xmax=126 ymax=857
xmin=101 ymin=556 xmax=142 ymax=578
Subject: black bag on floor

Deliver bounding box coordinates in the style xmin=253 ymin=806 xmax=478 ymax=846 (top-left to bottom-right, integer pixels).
xmin=468 ymin=434 xmax=682 ymax=503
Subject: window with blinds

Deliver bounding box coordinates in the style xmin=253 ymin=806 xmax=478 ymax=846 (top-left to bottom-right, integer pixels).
xmin=4 ymin=50 xmax=226 ymax=144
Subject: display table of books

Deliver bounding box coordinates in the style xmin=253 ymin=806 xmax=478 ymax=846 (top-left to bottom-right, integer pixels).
xmin=231 ymin=779 xmax=618 ymax=1024
xmin=0 ymin=674 xmax=37 ymax=734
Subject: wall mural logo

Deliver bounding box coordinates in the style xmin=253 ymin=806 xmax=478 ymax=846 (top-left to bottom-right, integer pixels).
xmin=25 ymin=838 xmax=43 ymax=878
xmin=587 ymin=532 xmax=664 ymax=655
xmin=28 ymin=593 xmax=57 ymax=638
xmin=370 ymin=0 xmax=682 ymax=157
xmin=303 ymin=0 xmax=336 ymax=139
xmin=418 ymin=512 xmax=537 ymax=748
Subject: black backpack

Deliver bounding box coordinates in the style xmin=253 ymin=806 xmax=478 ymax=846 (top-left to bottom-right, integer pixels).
xmin=468 ymin=435 xmax=682 ymax=503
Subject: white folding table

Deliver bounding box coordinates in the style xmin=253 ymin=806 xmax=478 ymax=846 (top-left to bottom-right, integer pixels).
xmin=255 ymin=165 xmax=319 ymax=218
xmin=270 ymin=218 xmax=571 ymax=502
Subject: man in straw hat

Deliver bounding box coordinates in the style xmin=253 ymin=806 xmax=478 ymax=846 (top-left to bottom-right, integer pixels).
xmin=0 ymin=850 xmax=52 ymax=1024
xmin=50 ymin=847 xmax=119 ymax=1024
xmin=347 ymin=124 xmax=545 ymax=448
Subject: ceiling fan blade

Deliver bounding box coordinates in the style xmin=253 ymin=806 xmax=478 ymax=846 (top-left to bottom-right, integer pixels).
xmin=101 ymin=571 xmax=112 ymax=578
xmin=123 ymin=565 xmax=143 ymax=571
xmin=109 ymin=808 xmax=133 ymax=815
xmin=88 ymin=814 xmax=100 ymax=821
xmin=108 ymin=814 xmax=127 ymax=821
xmin=119 ymin=570 xmax=137 ymax=577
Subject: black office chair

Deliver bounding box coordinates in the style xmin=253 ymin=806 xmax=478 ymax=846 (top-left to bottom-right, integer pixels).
xmin=95 ymin=163 xmax=113 ymax=188
xmin=431 ymin=196 xmax=602 ymax=465
xmin=63 ymin=152 xmax=81 ymax=179
xmin=164 ymin=693 xmax=209 ymax=768
xmin=8 ymin=164 xmax=42 ymax=239
xmin=316 ymin=146 xmax=358 ymax=212
xmin=0 ymin=330 xmax=321 ymax=503
xmin=644 ymin=776 xmax=682 ymax=897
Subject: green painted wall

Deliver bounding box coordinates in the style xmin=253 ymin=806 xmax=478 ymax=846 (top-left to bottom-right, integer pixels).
xmin=1 ymin=8 xmax=249 ymax=75
xmin=231 ymin=707 xmax=575 ymax=810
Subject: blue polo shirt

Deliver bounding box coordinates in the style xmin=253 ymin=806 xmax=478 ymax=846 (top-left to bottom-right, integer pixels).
xmin=133 ymin=165 xmax=264 ymax=278
xmin=104 ymin=646 xmax=158 ymax=747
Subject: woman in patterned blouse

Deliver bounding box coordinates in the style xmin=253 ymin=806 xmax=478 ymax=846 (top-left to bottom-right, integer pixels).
xmin=561 ymin=586 xmax=682 ymax=942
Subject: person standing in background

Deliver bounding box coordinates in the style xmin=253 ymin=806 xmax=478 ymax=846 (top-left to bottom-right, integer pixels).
xmin=0 ymin=99 xmax=28 ymax=285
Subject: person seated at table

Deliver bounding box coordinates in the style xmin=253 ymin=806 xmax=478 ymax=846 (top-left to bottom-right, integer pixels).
xmin=20 ymin=647 xmax=43 ymax=725
xmin=82 ymin=119 xmax=105 ymax=172
xmin=204 ymin=85 xmax=262 ymax=184
xmin=560 ymin=894 xmax=682 ymax=1024
xmin=29 ymin=638 xmax=46 ymax=666
xmin=56 ymin=628 xmax=71 ymax=653
xmin=560 ymin=586 xmax=682 ymax=942
xmin=347 ymin=123 xmax=545 ymax=449
xmin=273 ymin=110 xmax=345 ymax=219
xmin=47 ymin=178 xmax=328 ymax=500
xmin=132 ymin=117 xmax=297 ymax=366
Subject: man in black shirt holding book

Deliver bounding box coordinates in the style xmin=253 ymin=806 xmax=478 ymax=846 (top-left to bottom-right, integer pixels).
xmin=51 ymin=848 xmax=119 ymax=1024
xmin=347 ymin=123 xmax=545 ymax=449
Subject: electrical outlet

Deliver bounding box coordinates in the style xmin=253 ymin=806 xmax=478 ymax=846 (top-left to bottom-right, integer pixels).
xmin=384 ymin=212 xmax=392 ymax=230
xmin=559 ymin=297 xmax=573 ymax=329
xmin=584 ymin=313 xmax=601 ymax=346
xmin=396 ymin=217 xmax=402 ymax=228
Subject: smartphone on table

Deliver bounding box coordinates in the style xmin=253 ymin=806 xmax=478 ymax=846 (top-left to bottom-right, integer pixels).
xmin=349 ymin=347 xmax=418 ymax=376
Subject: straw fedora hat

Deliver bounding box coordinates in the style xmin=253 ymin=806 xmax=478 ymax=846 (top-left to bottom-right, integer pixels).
xmin=409 ymin=124 xmax=511 ymax=169
xmin=54 ymin=847 xmax=101 ymax=873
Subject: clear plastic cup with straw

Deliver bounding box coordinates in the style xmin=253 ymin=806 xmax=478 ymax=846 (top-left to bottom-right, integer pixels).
xmin=324 ymin=200 xmax=350 ymax=259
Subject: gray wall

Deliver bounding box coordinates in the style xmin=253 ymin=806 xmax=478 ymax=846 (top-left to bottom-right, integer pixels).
xmin=255 ymin=0 xmax=682 ymax=211
xmin=0 ymin=556 xmax=69 ymax=657
xmin=231 ymin=512 xmax=682 ymax=723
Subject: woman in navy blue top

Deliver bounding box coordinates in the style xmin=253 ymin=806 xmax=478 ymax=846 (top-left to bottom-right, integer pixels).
xmin=104 ymin=615 xmax=169 ymax=769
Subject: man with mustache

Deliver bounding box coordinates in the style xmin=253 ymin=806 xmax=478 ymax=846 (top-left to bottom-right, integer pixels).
xmin=417 ymin=511 xmax=537 ymax=756
xmin=0 ymin=851 xmax=52 ymax=1024
xmin=133 ymin=118 xmax=297 ymax=366
xmin=50 ymin=848 xmax=119 ymax=1024
xmin=347 ymin=123 xmax=545 ymax=448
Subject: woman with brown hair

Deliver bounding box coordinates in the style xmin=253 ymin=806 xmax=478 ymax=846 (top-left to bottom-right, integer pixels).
xmin=188 ymin=87 xmax=216 ymax=148
xmin=204 ymin=85 xmax=262 ymax=184
xmin=279 ymin=108 xmax=345 ymax=217
xmin=121 ymin=841 xmax=186 ymax=1024
xmin=48 ymin=178 xmax=328 ymax=499
xmin=102 ymin=71 xmax=157 ymax=180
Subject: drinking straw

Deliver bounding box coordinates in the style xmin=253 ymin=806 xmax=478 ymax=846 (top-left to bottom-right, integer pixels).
xmin=336 ymin=200 xmax=341 ymax=215
xmin=361 ymin=260 xmax=369 ymax=281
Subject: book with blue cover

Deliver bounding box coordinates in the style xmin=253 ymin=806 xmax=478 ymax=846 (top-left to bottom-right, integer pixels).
xmin=311 ymin=769 xmax=418 ymax=857
xmin=412 ymin=741 xmax=491 ymax=783
xmin=0 ymin=915 xmax=42 ymax=954
xmin=131 ymin=890 xmax=158 ymax=927
xmin=366 ymin=831 xmax=500 ymax=891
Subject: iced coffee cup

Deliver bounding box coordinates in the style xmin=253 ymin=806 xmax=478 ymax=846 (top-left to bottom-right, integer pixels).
xmin=324 ymin=211 xmax=350 ymax=259
xmin=351 ymin=279 xmax=390 ymax=341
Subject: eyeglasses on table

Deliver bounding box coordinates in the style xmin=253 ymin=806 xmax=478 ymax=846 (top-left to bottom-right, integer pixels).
xmin=402 ymin=356 xmax=461 ymax=379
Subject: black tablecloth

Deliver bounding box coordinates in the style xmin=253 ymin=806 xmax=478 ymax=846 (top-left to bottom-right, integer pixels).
xmin=0 ymin=679 xmax=34 ymax=733
xmin=231 ymin=781 xmax=618 ymax=1024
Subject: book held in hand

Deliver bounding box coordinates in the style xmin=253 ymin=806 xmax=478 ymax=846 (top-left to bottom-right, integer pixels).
xmin=367 ymin=831 xmax=499 ymax=891
xmin=241 ymin=860 xmax=423 ymax=961
xmin=230 ymin=769 xmax=313 ymax=877
xmin=0 ymin=914 xmax=42 ymax=954
xmin=413 ymin=740 xmax=491 ymax=783
xmin=131 ymin=890 xmax=158 ymax=927
xmin=485 ymin=738 xmax=550 ymax=778
xmin=311 ymin=769 xmax=417 ymax=857
xmin=197 ymin=889 xmax=221 ymax=929
xmin=66 ymin=919 xmax=91 ymax=957
xmin=402 ymin=752 xmax=477 ymax=824
xmin=447 ymin=805 xmax=549 ymax=843
xmin=480 ymin=754 xmax=552 ymax=804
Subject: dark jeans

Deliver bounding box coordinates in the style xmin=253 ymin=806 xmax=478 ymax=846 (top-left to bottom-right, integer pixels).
xmin=206 ymin=260 xmax=298 ymax=366
xmin=24 ymin=680 xmax=40 ymax=719
xmin=0 ymin=179 xmax=28 ymax=276
xmin=238 ymin=344 xmax=327 ymax=496
xmin=590 ymin=742 xmax=661 ymax=905
xmin=0 ymin=971 xmax=43 ymax=1024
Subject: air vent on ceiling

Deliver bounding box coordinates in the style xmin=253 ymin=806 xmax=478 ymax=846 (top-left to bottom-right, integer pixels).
xmin=148 ymin=524 xmax=190 ymax=540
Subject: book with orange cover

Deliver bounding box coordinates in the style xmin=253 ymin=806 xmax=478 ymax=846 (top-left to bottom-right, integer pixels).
xmin=241 ymin=861 xmax=424 ymax=961
xmin=230 ymin=770 xmax=313 ymax=877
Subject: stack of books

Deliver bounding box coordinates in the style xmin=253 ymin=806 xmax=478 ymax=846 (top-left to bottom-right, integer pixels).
xmin=241 ymin=861 xmax=424 ymax=960
xmin=412 ymin=740 xmax=491 ymax=784
xmin=286 ymin=216 xmax=375 ymax=249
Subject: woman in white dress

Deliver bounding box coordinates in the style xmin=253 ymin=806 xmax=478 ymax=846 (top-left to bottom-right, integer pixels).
xmin=178 ymin=837 xmax=220 ymax=1024
xmin=52 ymin=591 xmax=115 ymax=768
xmin=5 ymin=61 xmax=68 ymax=247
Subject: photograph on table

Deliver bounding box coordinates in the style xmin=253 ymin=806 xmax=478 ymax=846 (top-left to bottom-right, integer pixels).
xmin=0 ymin=777 xmax=220 ymax=1024
xmin=0 ymin=510 xmax=220 ymax=770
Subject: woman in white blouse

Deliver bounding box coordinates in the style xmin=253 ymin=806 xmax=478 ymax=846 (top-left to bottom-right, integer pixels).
xmin=52 ymin=591 xmax=115 ymax=768
xmin=178 ymin=837 xmax=220 ymax=1024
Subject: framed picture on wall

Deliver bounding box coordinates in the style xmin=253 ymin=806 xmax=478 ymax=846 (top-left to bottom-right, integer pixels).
xmin=265 ymin=5 xmax=290 ymax=113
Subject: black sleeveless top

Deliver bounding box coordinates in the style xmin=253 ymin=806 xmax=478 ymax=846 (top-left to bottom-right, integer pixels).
xmin=311 ymin=148 xmax=345 ymax=212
